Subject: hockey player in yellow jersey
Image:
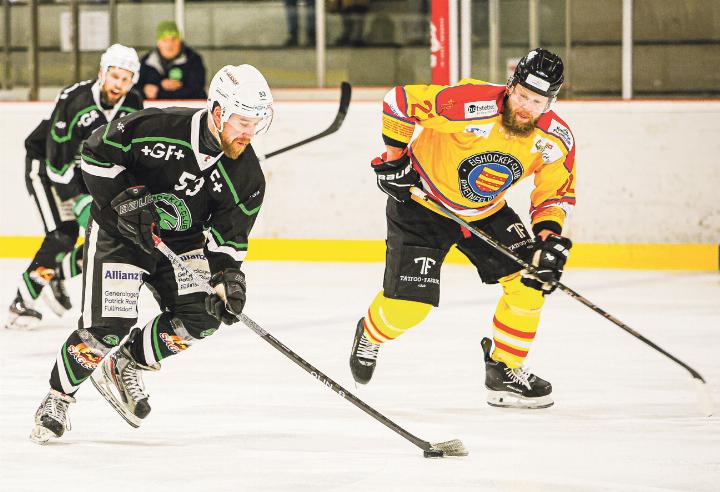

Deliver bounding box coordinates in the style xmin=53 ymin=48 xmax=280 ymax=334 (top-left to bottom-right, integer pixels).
xmin=349 ymin=48 xmax=576 ymax=409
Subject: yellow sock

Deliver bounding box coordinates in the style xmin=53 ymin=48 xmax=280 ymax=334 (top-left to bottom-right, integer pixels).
xmin=491 ymin=273 xmax=545 ymax=368
xmin=363 ymin=291 xmax=432 ymax=344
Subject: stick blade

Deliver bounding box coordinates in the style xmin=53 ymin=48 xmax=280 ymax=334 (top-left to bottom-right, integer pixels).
xmin=338 ymin=81 xmax=352 ymax=112
xmin=329 ymin=81 xmax=352 ymax=129
xmin=424 ymin=439 xmax=469 ymax=458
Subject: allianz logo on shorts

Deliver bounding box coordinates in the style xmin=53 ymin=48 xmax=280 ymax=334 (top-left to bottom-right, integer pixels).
xmin=414 ymin=256 xmax=436 ymax=275
xmin=104 ymin=269 xmax=142 ymax=280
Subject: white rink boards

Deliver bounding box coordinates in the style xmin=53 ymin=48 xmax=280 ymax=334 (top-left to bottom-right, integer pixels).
xmin=0 ymin=259 xmax=718 ymax=492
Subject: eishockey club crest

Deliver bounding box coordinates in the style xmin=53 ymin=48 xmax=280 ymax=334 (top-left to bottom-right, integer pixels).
xmin=457 ymin=152 xmax=524 ymax=203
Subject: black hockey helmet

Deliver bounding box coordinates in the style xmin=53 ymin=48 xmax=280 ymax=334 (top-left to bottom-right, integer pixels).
xmin=508 ymin=48 xmax=564 ymax=99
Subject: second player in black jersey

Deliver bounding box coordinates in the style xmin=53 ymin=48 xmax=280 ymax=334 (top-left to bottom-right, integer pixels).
xmin=30 ymin=64 xmax=274 ymax=443
xmin=6 ymin=44 xmax=143 ymax=330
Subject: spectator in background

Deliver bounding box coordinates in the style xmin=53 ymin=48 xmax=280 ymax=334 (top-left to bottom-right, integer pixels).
xmin=284 ymin=0 xmax=316 ymax=46
xmin=138 ymin=20 xmax=207 ymax=100
xmin=331 ymin=0 xmax=369 ymax=47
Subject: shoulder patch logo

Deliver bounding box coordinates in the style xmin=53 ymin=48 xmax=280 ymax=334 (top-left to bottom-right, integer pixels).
xmin=464 ymin=100 xmax=498 ymax=119
xmin=532 ymin=135 xmax=564 ymax=163
xmin=548 ymin=119 xmax=574 ymax=150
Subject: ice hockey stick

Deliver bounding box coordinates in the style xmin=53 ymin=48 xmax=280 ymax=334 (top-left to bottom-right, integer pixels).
xmin=265 ymin=81 xmax=352 ymax=159
xmin=409 ymin=186 xmax=714 ymax=417
xmin=152 ymin=233 xmax=468 ymax=458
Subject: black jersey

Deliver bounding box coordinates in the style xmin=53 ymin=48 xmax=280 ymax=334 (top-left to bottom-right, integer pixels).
xmin=25 ymin=119 xmax=49 ymax=160
xmin=80 ymin=107 xmax=265 ymax=274
xmin=46 ymin=79 xmax=143 ymax=200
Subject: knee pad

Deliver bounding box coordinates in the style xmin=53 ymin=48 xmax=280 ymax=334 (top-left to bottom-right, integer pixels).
xmin=130 ymin=312 xmax=220 ymax=366
xmin=499 ymin=273 xmax=544 ymax=314
xmin=174 ymin=312 xmax=221 ymax=340
xmin=364 ymin=291 xmax=432 ymax=342
xmin=79 ymin=326 xmax=128 ymax=350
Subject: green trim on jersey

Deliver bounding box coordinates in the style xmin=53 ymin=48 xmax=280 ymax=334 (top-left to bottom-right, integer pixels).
xmin=209 ymin=226 xmax=248 ymax=250
xmin=80 ymin=153 xmax=114 ymax=168
xmin=216 ymin=161 xmax=261 ymax=216
xmin=50 ymin=105 xmax=99 ymax=143
xmin=46 ymin=157 xmax=77 ymax=176
xmin=102 ymin=123 xmax=193 ymax=153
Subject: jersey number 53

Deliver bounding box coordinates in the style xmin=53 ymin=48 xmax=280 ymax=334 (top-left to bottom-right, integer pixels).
xmin=174 ymin=171 xmax=205 ymax=197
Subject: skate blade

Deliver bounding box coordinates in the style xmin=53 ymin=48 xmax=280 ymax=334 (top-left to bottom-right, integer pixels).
xmin=486 ymin=390 xmax=554 ymax=409
xmin=5 ymin=314 xmax=41 ymax=331
xmin=29 ymin=425 xmax=57 ymax=444
xmin=41 ymin=288 xmax=69 ymax=317
xmin=90 ymin=369 xmax=142 ymax=428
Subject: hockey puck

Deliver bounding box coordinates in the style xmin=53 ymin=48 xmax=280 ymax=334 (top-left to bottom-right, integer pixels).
xmin=423 ymin=449 xmax=444 ymax=458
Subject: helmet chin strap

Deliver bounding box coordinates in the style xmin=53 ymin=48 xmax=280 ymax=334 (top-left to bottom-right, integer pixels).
xmin=208 ymin=110 xmax=224 ymax=143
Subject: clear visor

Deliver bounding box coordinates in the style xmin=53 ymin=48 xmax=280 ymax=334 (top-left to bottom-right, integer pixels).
xmin=220 ymin=105 xmax=274 ymax=135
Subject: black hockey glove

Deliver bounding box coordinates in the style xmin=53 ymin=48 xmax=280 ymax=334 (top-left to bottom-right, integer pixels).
xmin=110 ymin=186 xmax=159 ymax=254
xmin=205 ymin=268 xmax=246 ymax=325
xmin=521 ymin=234 xmax=572 ymax=294
xmin=371 ymin=148 xmax=420 ymax=203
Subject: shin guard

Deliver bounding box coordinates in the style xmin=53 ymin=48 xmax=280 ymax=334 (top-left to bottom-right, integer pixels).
xmin=363 ymin=291 xmax=432 ymax=344
xmin=490 ymin=273 xmax=545 ymax=368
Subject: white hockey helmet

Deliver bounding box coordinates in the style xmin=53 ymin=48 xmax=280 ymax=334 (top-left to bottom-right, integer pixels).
xmin=207 ymin=64 xmax=274 ymax=133
xmin=100 ymin=44 xmax=140 ymax=85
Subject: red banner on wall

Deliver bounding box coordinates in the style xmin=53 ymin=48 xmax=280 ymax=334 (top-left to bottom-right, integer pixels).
xmin=431 ymin=0 xmax=450 ymax=85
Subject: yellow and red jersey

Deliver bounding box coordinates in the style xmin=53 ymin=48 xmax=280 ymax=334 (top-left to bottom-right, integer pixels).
xmin=381 ymin=79 xmax=576 ymax=232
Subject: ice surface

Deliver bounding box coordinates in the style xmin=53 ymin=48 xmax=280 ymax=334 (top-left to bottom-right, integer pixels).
xmin=1 ymin=259 xmax=718 ymax=491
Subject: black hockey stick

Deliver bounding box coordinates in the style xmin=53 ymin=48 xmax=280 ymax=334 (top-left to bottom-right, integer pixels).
xmin=265 ymin=82 xmax=352 ymax=159
xmin=409 ymin=186 xmax=714 ymax=416
xmin=151 ymin=234 xmax=468 ymax=458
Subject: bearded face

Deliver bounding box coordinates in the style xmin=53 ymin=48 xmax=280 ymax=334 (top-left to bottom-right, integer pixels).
xmin=100 ymin=66 xmax=134 ymax=106
xmin=212 ymin=110 xmax=262 ymax=159
xmin=219 ymin=130 xmax=251 ymax=160
xmin=502 ymin=84 xmax=551 ymax=137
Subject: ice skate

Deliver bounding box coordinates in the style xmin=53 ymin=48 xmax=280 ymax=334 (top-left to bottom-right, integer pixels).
xmin=42 ymin=274 xmax=72 ymax=316
xmin=91 ymin=340 xmax=156 ymax=428
xmin=482 ymin=337 xmax=553 ymax=409
xmin=5 ymin=292 xmax=42 ymax=330
xmin=30 ymin=389 xmax=75 ymax=444
xmin=349 ymin=318 xmax=380 ymax=385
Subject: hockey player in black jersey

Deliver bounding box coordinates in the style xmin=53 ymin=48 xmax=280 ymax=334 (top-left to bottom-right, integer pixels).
xmin=5 ymin=44 xmax=143 ymax=330
xmin=30 ymin=64 xmax=273 ymax=443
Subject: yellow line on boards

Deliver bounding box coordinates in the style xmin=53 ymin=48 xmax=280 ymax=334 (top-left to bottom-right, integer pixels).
xmin=0 ymin=236 xmax=717 ymax=271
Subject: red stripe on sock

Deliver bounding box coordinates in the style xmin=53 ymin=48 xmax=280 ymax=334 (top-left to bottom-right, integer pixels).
xmin=363 ymin=317 xmax=384 ymax=344
xmin=366 ymin=310 xmax=394 ymax=341
xmin=493 ymin=316 xmax=536 ymax=340
xmin=494 ymin=339 xmax=528 ymax=358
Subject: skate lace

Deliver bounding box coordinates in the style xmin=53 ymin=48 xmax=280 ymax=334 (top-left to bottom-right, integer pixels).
xmin=122 ymin=362 xmax=149 ymax=402
xmin=504 ymin=366 xmax=532 ymax=390
xmin=356 ymin=333 xmax=379 ymax=361
xmin=44 ymin=395 xmax=72 ymax=431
